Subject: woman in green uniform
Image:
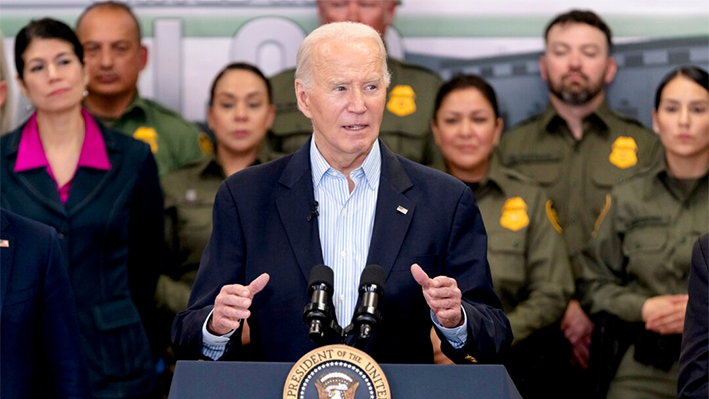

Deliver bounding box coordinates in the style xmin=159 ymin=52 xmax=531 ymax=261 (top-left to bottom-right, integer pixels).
xmin=579 ymin=66 xmax=709 ymax=399
xmin=429 ymin=74 xmax=574 ymax=398
xmin=158 ymin=63 xmax=280 ymax=346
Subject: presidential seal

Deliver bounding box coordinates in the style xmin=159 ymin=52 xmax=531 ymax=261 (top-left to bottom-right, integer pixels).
xmin=283 ymin=345 xmax=391 ymax=399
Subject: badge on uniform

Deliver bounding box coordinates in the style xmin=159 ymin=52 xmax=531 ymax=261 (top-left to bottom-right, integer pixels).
xmin=387 ymin=85 xmax=417 ymax=117
xmin=500 ymin=197 xmax=529 ymax=231
xmin=133 ymin=127 xmax=159 ymax=153
xmin=609 ymin=136 xmax=638 ymax=169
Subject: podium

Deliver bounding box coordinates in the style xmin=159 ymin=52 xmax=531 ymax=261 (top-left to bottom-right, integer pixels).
xmin=169 ymin=360 xmax=522 ymax=398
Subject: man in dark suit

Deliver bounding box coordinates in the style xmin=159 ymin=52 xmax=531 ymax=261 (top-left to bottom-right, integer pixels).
xmin=172 ymin=22 xmax=512 ymax=364
xmin=0 ymin=208 xmax=91 ymax=399
xmin=678 ymin=233 xmax=709 ymax=399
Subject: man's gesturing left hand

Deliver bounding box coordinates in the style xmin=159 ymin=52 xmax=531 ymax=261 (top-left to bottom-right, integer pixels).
xmin=411 ymin=264 xmax=464 ymax=328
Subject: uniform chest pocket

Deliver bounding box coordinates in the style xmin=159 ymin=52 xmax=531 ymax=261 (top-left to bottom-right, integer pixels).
xmin=591 ymin=160 xmax=640 ymax=188
xmin=487 ymin=236 xmax=527 ymax=302
xmin=622 ymin=225 xmax=668 ymax=255
xmin=508 ymin=155 xmax=562 ymax=186
xmin=176 ymin=201 xmax=214 ymax=231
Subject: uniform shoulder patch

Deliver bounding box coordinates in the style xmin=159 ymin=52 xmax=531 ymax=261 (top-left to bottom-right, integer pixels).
xmin=133 ymin=127 xmax=158 ymax=153
xmin=500 ymin=196 xmax=529 ymax=231
xmin=545 ymin=200 xmax=563 ymax=233
xmin=387 ymin=85 xmax=417 ymax=117
xmin=609 ymin=136 xmax=638 ymax=169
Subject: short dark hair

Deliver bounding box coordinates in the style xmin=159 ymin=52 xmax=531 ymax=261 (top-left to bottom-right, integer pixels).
xmin=76 ymin=1 xmax=142 ymax=43
xmin=15 ymin=18 xmax=84 ymax=80
xmin=433 ymin=74 xmax=500 ymax=120
xmin=654 ymin=66 xmax=709 ymax=110
xmin=209 ymin=62 xmax=272 ymax=106
xmin=545 ymin=10 xmax=613 ymax=54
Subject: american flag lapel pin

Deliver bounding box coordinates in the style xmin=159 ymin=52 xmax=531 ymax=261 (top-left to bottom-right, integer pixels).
xmin=396 ymin=205 xmax=408 ymax=215
xmin=0 ymin=239 xmax=9 ymax=247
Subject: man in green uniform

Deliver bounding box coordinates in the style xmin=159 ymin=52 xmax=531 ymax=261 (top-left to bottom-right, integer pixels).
xmin=76 ymin=1 xmax=206 ymax=176
xmin=270 ymin=0 xmax=444 ymax=168
xmin=496 ymin=10 xmax=662 ymax=373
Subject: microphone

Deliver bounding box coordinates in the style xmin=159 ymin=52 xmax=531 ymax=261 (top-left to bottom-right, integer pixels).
xmin=351 ymin=264 xmax=386 ymax=348
xmin=303 ymin=265 xmax=333 ymax=344
xmin=306 ymin=201 xmax=319 ymax=222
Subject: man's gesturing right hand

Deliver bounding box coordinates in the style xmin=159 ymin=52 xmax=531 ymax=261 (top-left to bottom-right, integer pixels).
xmin=208 ymin=273 xmax=270 ymax=336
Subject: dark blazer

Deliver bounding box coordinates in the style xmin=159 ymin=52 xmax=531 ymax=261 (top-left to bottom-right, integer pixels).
xmin=0 ymin=209 xmax=91 ymax=399
xmin=173 ymin=139 xmax=512 ymax=364
xmin=0 ymin=121 xmax=163 ymax=398
xmin=679 ymin=233 xmax=709 ymax=399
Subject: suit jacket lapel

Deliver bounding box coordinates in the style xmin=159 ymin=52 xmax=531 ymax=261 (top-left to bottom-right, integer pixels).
xmin=64 ymin=166 xmax=116 ymax=216
xmin=2 ymin=125 xmax=65 ymax=216
xmin=276 ymin=139 xmax=324 ymax=282
xmin=65 ymin=128 xmax=122 ymax=216
xmin=0 ymin=211 xmax=15 ymax=319
xmin=15 ymin=169 xmax=66 ymax=216
xmin=366 ymin=142 xmax=414 ymax=279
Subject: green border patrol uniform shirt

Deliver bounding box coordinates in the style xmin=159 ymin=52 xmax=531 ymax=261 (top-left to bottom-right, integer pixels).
xmin=157 ymin=142 xmax=281 ymax=314
xmin=96 ymin=94 xmax=206 ymax=176
xmin=497 ymin=101 xmax=663 ymax=271
xmin=577 ymin=162 xmax=708 ymax=399
xmin=471 ymin=154 xmax=573 ymax=344
xmin=270 ymin=57 xmax=444 ymax=169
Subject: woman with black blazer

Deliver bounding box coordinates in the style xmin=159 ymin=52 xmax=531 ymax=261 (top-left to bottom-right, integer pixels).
xmin=0 ymin=18 xmax=163 ymax=399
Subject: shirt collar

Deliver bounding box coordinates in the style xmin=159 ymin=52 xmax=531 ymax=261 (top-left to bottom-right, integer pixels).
xmin=541 ymin=100 xmax=613 ymax=135
xmin=310 ymin=137 xmax=381 ymax=190
xmin=15 ymin=108 xmax=111 ymax=172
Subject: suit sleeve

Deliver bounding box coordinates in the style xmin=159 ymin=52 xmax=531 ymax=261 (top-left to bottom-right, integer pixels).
xmin=678 ymin=235 xmax=709 ymax=399
xmin=435 ymin=187 xmax=513 ymax=364
xmin=172 ymin=180 xmax=246 ymax=360
xmin=127 ymin=149 xmax=164 ymax=354
xmin=42 ymin=229 xmax=92 ymax=399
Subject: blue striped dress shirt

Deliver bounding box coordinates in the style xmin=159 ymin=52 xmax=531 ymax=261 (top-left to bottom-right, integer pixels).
xmin=310 ymin=138 xmax=380 ymax=327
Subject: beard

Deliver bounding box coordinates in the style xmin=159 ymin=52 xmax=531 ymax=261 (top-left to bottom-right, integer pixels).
xmin=547 ymin=70 xmax=605 ymax=106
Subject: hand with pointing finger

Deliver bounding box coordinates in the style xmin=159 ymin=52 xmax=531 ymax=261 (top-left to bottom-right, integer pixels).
xmin=208 ymin=273 xmax=270 ymax=336
xmin=411 ymin=264 xmax=463 ymax=328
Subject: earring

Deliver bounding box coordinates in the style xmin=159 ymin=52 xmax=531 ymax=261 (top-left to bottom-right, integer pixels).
xmin=83 ymin=90 xmax=89 ymax=97
xmin=26 ymin=103 xmax=34 ymax=111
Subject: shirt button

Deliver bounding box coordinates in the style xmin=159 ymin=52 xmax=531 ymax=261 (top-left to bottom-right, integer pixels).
xmin=340 ymin=294 xmax=345 ymax=302
xmin=342 ymin=208 xmax=347 ymax=215
xmin=341 ymin=251 xmax=346 ymax=258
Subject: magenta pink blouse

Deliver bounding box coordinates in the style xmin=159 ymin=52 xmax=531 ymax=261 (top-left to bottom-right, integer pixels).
xmin=14 ymin=108 xmax=111 ymax=204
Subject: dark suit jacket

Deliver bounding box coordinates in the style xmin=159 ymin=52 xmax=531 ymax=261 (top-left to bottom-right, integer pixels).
xmin=1 ymin=121 xmax=163 ymax=398
xmin=1 ymin=208 xmax=91 ymax=399
xmin=679 ymin=233 xmax=709 ymax=399
xmin=173 ymin=140 xmax=512 ymax=364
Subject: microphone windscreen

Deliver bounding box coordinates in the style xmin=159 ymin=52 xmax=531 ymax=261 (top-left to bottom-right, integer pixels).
xmin=309 ymin=264 xmax=334 ymax=289
xmin=360 ymin=264 xmax=386 ymax=294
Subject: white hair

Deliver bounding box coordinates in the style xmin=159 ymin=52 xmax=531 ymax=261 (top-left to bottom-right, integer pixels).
xmin=0 ymin=31 xmax=16 ymax=135
xmin=295 ymin=21 xmax=391 ymax=92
